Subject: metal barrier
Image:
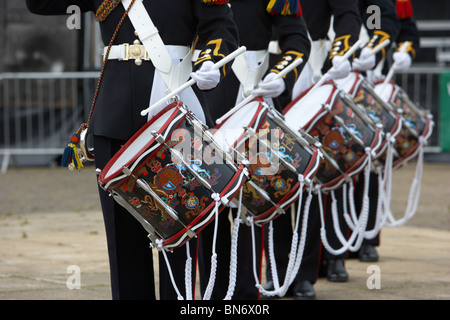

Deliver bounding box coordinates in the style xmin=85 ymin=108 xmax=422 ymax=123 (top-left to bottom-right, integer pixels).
xmin=394 ymin=66 xmax=447 ymax=152
xmin=0 ymin=72 xmax=99 ymax=173
xmin=0 ymin=68 xmax=446 ymax=173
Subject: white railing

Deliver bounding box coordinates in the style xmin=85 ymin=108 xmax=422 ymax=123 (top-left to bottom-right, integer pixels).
xmin=0 ymin=72 xmax=99 ymax=173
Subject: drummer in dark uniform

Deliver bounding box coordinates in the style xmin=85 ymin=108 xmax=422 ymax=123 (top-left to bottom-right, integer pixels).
xmin=350 ymin=0 xmax=419 ymax=263
xmin=262 ymin=0 xmax=363 ymax=300
xmin=25 ymin=0 xmax=239 ymax=300
xmin=197 ymin=0 xmax=311 ymax=300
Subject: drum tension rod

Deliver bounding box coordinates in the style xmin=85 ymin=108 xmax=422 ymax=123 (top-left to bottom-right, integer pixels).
xmin=247 ymin=180 xmax=285 ymax=216
xmin=244 ymin=126 xmax=298 ymax=174
xmin=122 ymin=166 xmax=197 ymax=240
xmin=187 ymin=116 xmax=238 ymax=169
xmin=325 ymin=104 xmax=366 ymax=148
xmin=150 ymin=131 xmax=231 ymax=207
xmin=263 ymin=101 xmax=319 ymax=153
xmin=110 ymin=191 xmax=162 ymax=248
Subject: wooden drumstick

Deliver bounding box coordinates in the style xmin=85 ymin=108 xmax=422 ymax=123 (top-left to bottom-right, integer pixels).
xmin=299 ymin=39 xmax=364 ymax=103
xmin=215 ymin=57 xmax=304 ymax=125
xmin=141 ymin=46 xmax=247 ymax=117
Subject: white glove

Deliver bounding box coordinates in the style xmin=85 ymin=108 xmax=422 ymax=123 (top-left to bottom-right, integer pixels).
xmin=326 ymin=55 xmax=352 ymax=80
xmin=352 ymin=47 xmax=376 ymax=71
xmin=392 ymin=51 xmax=412 ymax=71
xmin=190 ymin=61 xmax=220 ymax=91
xmin=252 ymin=72 xmax=286 ymax=98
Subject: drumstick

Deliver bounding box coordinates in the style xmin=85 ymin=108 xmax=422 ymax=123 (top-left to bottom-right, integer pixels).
xmin=300 ymin=39 xmax=364 ymax=103
xmin=140 ymin=46 xmax=247 ymax=117
xmin=215 ymin=57 xmax=304 ymax=125
xmin=380 ymin=41 xmax=410 ymax=93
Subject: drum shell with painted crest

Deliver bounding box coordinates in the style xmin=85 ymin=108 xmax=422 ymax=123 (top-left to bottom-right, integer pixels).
xmin=373 ymin=80 xmax=434 ymax=168
xmin=97 ymin=101 xmax=247 ymax=250
xmin=211 ymin=97 xmax=320 ymax=225
xmin=335 ymin=71 xmax=403 ymax=164
xmin=283 ymin=81 xmax=383 ymax=192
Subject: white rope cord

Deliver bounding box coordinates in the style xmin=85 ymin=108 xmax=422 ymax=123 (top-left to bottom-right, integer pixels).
xmin=202 ymin=193 xmax=222 ymax=300
xmin=184 ymin=241 xmax=193 ymax=300
xmin=224 ymin=187 xmax=244 ymax=300
xmin=254 ymin=175 xmax=310 ymax=298
xmin=156 ymin=239 xmax=184 ymax=300
xmin=384 ymin=136 xmax=426 ymax=227
xmin=320 ymin=148 xmax=372 ymax=254
xmin=344 ymin=153 xmax=387 ymax=240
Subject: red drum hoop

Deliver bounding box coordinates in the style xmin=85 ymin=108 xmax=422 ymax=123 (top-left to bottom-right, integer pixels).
xmin=212 ymin=97 xmax=320 ymax=225
xmin=283 ymin=80 xmax=383 ymax=192
xmin=373 ymin=79 xmax=434 ymax=168
xmin=98 ymin=101 xmax=247 ymax=250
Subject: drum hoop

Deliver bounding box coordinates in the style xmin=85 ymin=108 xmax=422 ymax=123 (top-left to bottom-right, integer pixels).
xmin=98 ymin=102 xmax=183 ymax=185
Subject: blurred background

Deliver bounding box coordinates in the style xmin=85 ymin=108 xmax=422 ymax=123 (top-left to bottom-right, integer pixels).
xmin=0 ymin=0 xmax=449 ymax=173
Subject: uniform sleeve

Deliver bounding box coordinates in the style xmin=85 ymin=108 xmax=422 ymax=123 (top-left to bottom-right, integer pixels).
xmin=360 ymin=0 xmax=401 ymax=65
xmin=192 ymin=2 xmax=239 ymax=79
xmin=26 ymin=0 xmax=94 ymax=15
xmin=269 ymin=14 xmax=311 ymax=99
xmin=395 ymin=0 xmax=419 ymax=60
xmin=396 ymin=17 xmax=419 ymax=60
xmin=323 ymin=0 xmax=362 ymax=72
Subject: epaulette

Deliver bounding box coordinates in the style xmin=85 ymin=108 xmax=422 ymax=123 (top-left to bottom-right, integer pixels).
xmin=396 ymin=0 xmax=413 ymax=19
xmin=266 ymin=0 xmax=302 ymax=17
xmin=201 ymin=0 xmax=229 ymax=5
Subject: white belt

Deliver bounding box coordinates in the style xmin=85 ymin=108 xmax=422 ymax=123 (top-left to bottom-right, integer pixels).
xmin=104 ymin=44 xmax=190 ymax=64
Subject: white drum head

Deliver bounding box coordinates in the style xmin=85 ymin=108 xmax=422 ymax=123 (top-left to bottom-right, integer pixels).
xmin=212 ymin=100 xmax=261 ymax=151
xmin=373 ymin=82 xmax=394 ymax=103
xmin=335 ymin=72 xmax=358 ymax=94
xmin=284 ymin=83 xmax=334 ymax=130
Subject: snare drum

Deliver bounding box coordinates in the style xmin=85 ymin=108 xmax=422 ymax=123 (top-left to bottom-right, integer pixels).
xmin=373 ymin=79 xmax=434 ymax=168
xmin=98 ymin=101 xmax=247 ymax=251
xmin=211 ymin=97 xmax=320 ymax=225
xmin=335 ymin=72 xmax=402 ymax=161
xmin=283 ymin=81 xmax=383 ymax=192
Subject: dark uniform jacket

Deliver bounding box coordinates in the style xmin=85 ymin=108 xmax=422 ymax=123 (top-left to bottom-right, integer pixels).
xmin=301 ymin=0 xmax=362 ymax=72
xmin=206 ymin=0 xmax=311 ymax=120
xmin=359 ymin=0 xmax=401 ymax=65
xmin=26 ymin=0 xmax=239 ymax=140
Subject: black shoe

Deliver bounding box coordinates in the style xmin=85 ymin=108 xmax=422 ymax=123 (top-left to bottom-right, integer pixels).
xmin=359 ymin=244 xmax=379 ymax=262
xmin=259 ymin=281 xmax=293 ymax=299
xmin=327 ymin=259 xmax=349 ymax=282
xmin=292 ymin=280 xmax=316 ymax=300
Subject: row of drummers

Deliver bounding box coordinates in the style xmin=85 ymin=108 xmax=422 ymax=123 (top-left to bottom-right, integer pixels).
xmin=96 ymin=44 xmax=433 ymax=254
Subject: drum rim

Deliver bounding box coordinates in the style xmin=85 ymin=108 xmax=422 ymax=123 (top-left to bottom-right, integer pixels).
xmin=98 ymin=101 xmax=183 ymax=184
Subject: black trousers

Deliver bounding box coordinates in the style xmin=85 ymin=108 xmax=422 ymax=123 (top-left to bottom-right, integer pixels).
xmin=94 ymin=135 xmax=197 ymax=300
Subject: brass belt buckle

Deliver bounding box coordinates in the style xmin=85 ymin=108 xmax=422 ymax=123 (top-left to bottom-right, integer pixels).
xmin=123 ymin=40 xmax=147 ymax=66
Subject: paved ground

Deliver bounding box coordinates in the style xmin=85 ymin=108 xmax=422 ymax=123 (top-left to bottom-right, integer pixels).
xmin=0 ymin=160 xmax=449 ymax=300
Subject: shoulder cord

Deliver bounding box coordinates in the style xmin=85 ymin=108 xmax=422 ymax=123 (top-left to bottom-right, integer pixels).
xmin=61 ymin=0 xmax=137 ymax=169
